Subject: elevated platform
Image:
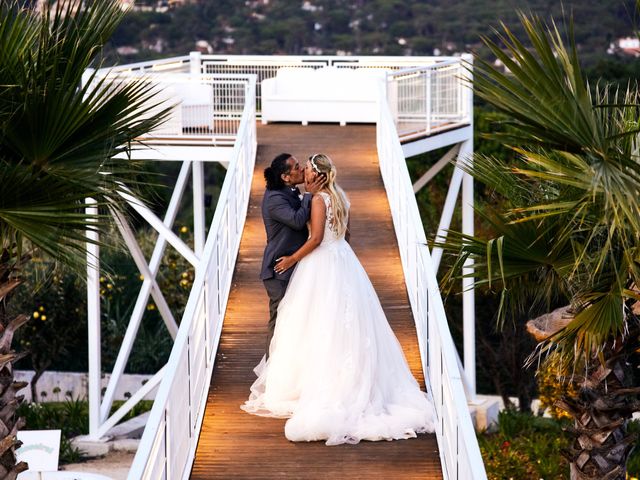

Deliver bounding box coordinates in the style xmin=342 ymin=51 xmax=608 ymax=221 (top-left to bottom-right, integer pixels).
xmin=191 ymin=124 xmax=443 ymax=478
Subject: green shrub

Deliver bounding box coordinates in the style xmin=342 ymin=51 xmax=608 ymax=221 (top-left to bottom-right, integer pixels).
xmin=480 ymin=409 xmax=570 ymax=479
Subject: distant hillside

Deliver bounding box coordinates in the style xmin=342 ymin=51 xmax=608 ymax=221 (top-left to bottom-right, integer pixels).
xmin=107 ymin=0 xmax=637 ymax=66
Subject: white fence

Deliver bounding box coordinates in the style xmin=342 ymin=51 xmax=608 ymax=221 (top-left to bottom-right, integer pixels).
xmin=93 ymin=71 xmax=250 ymax=145
xmin=198 ymin=54 xmax=449 ymax=112
xmin=387 ymin=57 xmax=472 ymax=141
xmin=127 ymin=75 xmax=257 ymax=480
xmin=377 ymin=91 xmax=486 ymax=479
xmin=106 ymin=53 xmax=471 ymax=139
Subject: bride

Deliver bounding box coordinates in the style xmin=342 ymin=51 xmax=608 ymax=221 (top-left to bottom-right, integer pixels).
xmin=241 ymin=153 xmax=436 ymax=445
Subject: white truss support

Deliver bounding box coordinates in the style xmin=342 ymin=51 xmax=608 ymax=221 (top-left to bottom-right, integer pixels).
xmin=402 ymin=125 xmax=472 ymax=158
xmin=119 ymin=189 xmax=198 ymax=267
xmin=413 ymin=144 xmax=460 ymax=193
xmin=193 ymin=160 xmax=205 ymax=257
xmin=461 ymin=154 xmax=476 ymax=398
xmin=455 ymin=345 xmax=476 ymax=400
xmin=86 ymin=198 xmax=101 ymax=439
xmin=97 ymin=367 xmax=166 ymax=439
xmin=430 ymin=161 xmax=464 ymax=273
xmin=112 ymin=210 xmax=179 ymax=338
xmin=99 ymin=162 xmax=191 ymax=423
xmin=460 ymin=54 xmax=476 ymax=399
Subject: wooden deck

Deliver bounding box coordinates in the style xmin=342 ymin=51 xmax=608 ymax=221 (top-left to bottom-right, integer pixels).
xmin=191 ymin=124 xmax=442 ymax=479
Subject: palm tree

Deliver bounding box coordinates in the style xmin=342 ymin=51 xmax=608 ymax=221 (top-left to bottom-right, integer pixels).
xmin=0 ymin=1 xmax=169 ymax=476
xmin=436 ymin=15 xmax=640 ymax=480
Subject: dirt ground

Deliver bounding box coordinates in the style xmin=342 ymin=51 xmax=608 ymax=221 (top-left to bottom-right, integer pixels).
xmin=61 ymin=451 xmax=134 ymax=480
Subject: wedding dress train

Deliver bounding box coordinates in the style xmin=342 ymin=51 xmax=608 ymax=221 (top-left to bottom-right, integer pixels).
xmin=242 ymin=192 xmax=436 ymax=445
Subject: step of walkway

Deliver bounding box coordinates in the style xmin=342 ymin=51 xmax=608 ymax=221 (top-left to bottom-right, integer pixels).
xmin=191 ymin=124 xmax=442 ymax=479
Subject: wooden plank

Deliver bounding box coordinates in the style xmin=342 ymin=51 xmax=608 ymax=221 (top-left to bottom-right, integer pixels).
xmin=191 ymin=124 xmax=443 ymax=479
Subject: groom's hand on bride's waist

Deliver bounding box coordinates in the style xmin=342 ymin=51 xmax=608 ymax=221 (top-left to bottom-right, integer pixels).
xmin=274 ymin=255 xmax=297 ymax=274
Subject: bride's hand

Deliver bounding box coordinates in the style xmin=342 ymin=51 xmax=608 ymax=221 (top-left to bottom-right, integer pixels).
xmin=274 ymin=255 xmax=296 ymax=274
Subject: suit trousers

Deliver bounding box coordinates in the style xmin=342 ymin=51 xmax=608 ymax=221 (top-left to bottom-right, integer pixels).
xmin=263 ymin=278 xmax=289 ymax=360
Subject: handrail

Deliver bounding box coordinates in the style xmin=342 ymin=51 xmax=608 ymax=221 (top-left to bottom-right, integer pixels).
xmin=92 ymin=72 xmax=252 ymax=145
xmin=127 ymin=74 xmax=257 ymax=480
xmin=377 ymin=90 xmax=487 ymax=479
xmin=103 ymin=54 xmax=470 ymax=139
xmin=386 ymin=59 xmax=462 ymax=77
xmin=199 ymin=53 xmax=460 ymax=63
xmin=385 ymin=55 xmax=473 ymax=142
xmin=103 ymin=55 xmax=191 ymax=73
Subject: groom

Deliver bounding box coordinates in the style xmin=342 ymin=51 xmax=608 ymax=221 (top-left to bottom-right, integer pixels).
xmin=260 ymin=153 xmax=324 ymax=359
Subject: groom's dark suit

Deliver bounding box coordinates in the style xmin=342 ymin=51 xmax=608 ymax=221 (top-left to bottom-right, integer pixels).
xmin=261 ymin=186 xmax=312 ymax=358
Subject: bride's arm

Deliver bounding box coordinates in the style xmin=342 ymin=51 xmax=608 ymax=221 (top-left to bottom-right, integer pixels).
xmin=274 ymin=195 xmax=326 ymax=273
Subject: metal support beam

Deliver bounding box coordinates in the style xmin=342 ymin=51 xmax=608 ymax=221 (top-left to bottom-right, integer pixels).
xmin=119 ymin=188 xmax=199 ymax=267
xmin=402 ymin=125 xmax=472 ymax=158
xmin=86 ymin=198 xmax=101 ymax=439
xmin=460 ymin=138 xmax=476 ymax=401
xmin=193 ymin=160 xmax=205 ymax=257
xmin=430 ymin=165 xmax=464 ymax=273
xmin=99 ymin=162 xmax=191 ymax=423
xmin=461 ymin=53 xmax=476 ymax=400
xmin=113 ymin=211 xmax=179 ymax=338
xmin=413 ymin=144 xmax=460 ymax=193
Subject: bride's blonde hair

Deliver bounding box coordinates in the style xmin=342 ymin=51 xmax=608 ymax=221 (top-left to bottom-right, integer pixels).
xmin=309 ymin=153 xmax=349 ymax=237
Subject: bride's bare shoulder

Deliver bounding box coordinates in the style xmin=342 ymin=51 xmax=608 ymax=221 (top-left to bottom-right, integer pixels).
xmin=311 ymin=194 xmax=327 ymax=207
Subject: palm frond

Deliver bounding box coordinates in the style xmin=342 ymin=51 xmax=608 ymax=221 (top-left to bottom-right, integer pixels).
xmin=440 ymin=13 xmax=640 ymax=364
xmin=0 ymin=0 xmax=172 ymax=274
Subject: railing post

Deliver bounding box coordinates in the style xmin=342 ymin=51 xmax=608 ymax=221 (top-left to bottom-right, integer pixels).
xmin=190 ymin=51 xmax=202 ymax=75
xmin=425 ymin=68 xmax=432 ymax=135
xmin=86 ymin=197 xmax=101 ymax=439
xmin=193 ymin=161 xmax=205 ymax=257
xmin=461 ymin=53 xmax=474 ymax=123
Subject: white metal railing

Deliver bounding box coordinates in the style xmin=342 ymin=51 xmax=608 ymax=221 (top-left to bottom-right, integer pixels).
xmin=107 ymin=54 xmax=192 ymax=74
xmin=94 ymin=70 xmax=250 ymax=145
xmin=82 ymin=70 xmax=253 ymax=443
xmin=107 ymin=53 xmax=465 ymax=125
xmin=386 ymin=55 xmax=473 ymax=141
xmin=198 ymin=54 xmax=450 ymax=112
xmin=377 ymin=90 xmax=486 ymax=479
xmin=127 ymin=75 xmax=257 ymax=480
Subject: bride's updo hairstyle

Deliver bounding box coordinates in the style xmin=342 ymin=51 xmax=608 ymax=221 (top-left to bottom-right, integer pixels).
xmin=309 ymin=153 xmax=349 ymax=237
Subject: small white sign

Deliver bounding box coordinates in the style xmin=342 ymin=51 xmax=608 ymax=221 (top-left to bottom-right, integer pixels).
xmin=16 ymin=430 xmax=61 ymax=472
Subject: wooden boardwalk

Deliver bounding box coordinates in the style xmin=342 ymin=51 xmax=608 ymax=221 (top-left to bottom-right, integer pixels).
xmin=191 ymin=124 xmax=442 ymax=479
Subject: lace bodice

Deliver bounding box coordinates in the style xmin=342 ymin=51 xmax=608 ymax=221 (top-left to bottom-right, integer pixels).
xmin=318 ymin=191 xmax=349 ymax=244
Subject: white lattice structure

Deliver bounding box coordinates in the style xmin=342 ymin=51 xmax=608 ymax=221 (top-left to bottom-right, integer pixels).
xmin=81 ymin=53 xmax=484 ymax=480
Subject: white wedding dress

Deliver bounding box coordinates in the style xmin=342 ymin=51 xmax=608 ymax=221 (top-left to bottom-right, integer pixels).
xmin=242 ymin=192 xmax=436 ymax=445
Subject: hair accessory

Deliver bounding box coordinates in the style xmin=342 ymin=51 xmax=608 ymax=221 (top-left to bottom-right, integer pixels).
xmin=309 ymin=154 xmax=321 ymax=173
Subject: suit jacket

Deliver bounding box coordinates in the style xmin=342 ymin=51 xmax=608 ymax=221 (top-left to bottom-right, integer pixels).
xmin=260 ymin=187 xmax=312 ymax=281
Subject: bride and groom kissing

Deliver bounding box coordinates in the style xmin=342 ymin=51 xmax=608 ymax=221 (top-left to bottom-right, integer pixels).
xmin=241 ymin=152 xmax=436 ymax=446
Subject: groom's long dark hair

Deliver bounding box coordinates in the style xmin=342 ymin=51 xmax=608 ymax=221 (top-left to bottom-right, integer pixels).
xmin=264 ymin=153 xmax=292 ymax=190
